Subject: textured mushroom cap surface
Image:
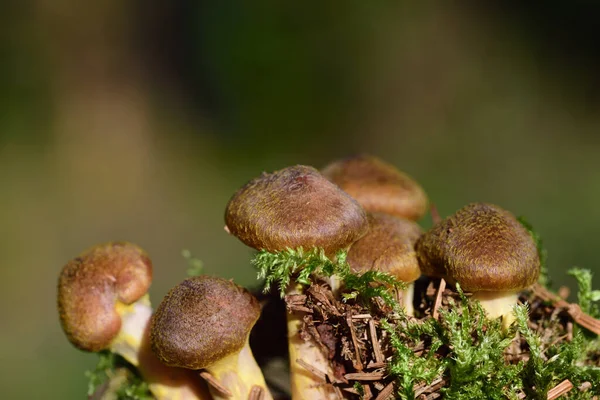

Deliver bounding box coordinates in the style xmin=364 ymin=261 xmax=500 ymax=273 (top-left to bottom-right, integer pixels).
xmin=57 ymin=242 xmax=153 ymax=352
xmin=321 ymin=155 xmax=428 ymax=220
xmin=151 ymin=275 xmax=261 ymax=370
xmin=416 ymin=203 xmax=540 ymax=292
xmin=225 ymin=165 xmax=369 ymax=255
xmin=347 ymin=212 xmax=422 ymax=282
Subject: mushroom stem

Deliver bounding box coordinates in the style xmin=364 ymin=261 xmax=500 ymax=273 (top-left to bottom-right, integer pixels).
xmin=470 ymin=291 xmax=519 ymax=331
xmin=206 ymin=338 xmax=272 ymax=400
xmin=111 ymin=295 xmax=211 ymax=400
xmin=324 ymin=274 xmax=342 ymax=295
xmin=287 ymin=285 xmax=338 ymax=400
xmin=401 ymin=283 xmax=415 ymax=317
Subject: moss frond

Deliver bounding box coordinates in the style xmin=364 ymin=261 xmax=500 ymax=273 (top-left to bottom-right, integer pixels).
xmin=437 ymin=287 xmax=522 ymax=399
xmin=569 ymin=268 xmax=600 ymax=317
xmin=85 ymin=351 xmax=153 ymax=400
xmin=252 ymin=247 xmax=404 ymax=306
xmin=515 ymin=303 xmax=600 ymax=399
xmin=381 ymin=318 xmax=444 ymax=399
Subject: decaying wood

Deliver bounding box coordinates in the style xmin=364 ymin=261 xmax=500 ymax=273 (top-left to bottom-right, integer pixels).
xmin=199 ymin=371 xmax=233 ymax=398
xmin=281 ymin=279 xmax=600 ymax=399
xmin=431 ymin=278 xmax=446 ymax=320
xmin=547 ymin=379 xmax=573 ymax=400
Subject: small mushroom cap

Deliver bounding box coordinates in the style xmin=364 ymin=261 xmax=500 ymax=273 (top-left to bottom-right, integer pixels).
xmin=57 ymin=242 xmax=153 ymax=352
xmin=150 ymin=276 xmax=260 ymax=370
xmin=321 ymin=155 xmax=428 ymax=220
xmin=347 ymin=212 xmax=422 ymax=283
xmin=224 ymin=165 xmax=369 ymax=255
xmin=416 ymin=203 xmax=540 ymax=292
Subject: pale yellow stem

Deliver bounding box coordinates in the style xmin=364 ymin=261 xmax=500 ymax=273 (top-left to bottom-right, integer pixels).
xmin=112 ymin=295 xmax=211 ymax=400
xmin=402 ymin=283 xmax=415 ymax=317
xmin=287 ymin=285 xmax=338 ymax=400
xmin=471 ymin=291 xmax=519 ymax=331
xmin=207 ymin=339 xmax=273 ymax=400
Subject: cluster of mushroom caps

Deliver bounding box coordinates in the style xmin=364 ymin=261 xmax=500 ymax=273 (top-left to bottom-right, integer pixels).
xmin=57 ymin=155 xmax=541 ymax=400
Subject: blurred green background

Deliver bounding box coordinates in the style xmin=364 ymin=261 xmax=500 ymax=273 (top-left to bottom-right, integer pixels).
xmin=2 ymin=1 xmax=600 ymax=398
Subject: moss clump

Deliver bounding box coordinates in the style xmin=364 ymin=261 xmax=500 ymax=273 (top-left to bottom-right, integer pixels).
xmin=254 ymin=246 xmax=600 ymax=399
xmin=86 ymin=351 xmax=153 ymax=400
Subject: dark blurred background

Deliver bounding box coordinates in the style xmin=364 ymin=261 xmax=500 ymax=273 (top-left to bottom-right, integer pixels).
xmin=2 ymin=1 xmax=600 ymax=398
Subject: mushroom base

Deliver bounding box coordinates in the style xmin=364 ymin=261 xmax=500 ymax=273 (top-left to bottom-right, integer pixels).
xmin=207 ymin=339 xmax=273 ymax=400
xmin=112 ymin=295 xmax=211 ymax=400
xmin=287 ymin=285 xmax=338 ymax=400
xmin=401 ymin=283 xmax=415 ymax=317
xmin=471 ymin=291 xmax=519 ymax=330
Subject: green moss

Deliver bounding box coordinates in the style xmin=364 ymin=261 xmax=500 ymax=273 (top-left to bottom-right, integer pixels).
xmin=85 ymin=351 xmax=152 ymax=400
xmin=252 ymin=247 xmax=404 ymax=307
xmin=255 ymin=246 xmax=600 ymax=398
xmin=568 ymin=269 xmax=600 ymax=317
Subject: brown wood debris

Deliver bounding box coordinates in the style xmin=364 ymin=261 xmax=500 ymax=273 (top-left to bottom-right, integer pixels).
xmin=283 ymin=279 xmax=600 ymax=399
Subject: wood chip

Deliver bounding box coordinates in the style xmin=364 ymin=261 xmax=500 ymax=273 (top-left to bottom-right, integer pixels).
xmin=333 ymin=385 xmax=344 ymax=400
xmin=295 ymin=358 xmax=327 ymax=382
xmin=369 ymin=318 xmax=385 ymax=365
xmin=566 ymin=321 xmax=573 ymax=342
xmin=374 ymin=381 xmax=395 ymax=400
xmin=347 ymin=314 xmax=364 ymax=371
xmin=432 ymin=279 xmax=446 ymax=320
xmin=199 ymin=371 xmax=233 ymax=398
xmin=363 ymin=384 xmax=373 ymax=400
xmin=308 ymin=285 xmax=343 ymax=316
xmin=344 ymin=372 xmax=385 ymax=381
xmin=558 ymin=286 xmax=570 ymax=300
xmin=366 ymin=361 xmax=386 ymax=369
xmin=341 ymin=387 xmax=360 ymax=395
xmin=547 ymin=379 xmax=573 ymax=400
xmin=414 ymin=378 xmax=446 ymax=397
xmin=352 ymin=313 xmax=373 ymax=319
xmin=248 ymin=386 xmax=264 ymax=400
xmin=430 ymin=204 xmax=442 ymax=224
xmin=533 ymin=284 xmax=600 ymax=335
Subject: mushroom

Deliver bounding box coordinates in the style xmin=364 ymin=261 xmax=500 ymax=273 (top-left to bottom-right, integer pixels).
xmin=57 ymin=242 xmax=209 ymax=400
xmin=347 ymin=212 xmax=423 ymax=315
xmin=150 ymin=275 xmax=272 ymax=400
xmin=224 ymin=165 xmax=369 ymax=399
xmin=415 ymin=203 xmax=541 ymax=329
xmin=225 ymin=165 xmax=368 ymax=257
xmin=321 ymin=154 xmax=429 ymax=221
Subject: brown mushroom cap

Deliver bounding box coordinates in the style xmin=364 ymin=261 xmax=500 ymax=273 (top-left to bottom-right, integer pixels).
xmin=321 ymin=154 xmax=428 ymax=220
xmin=57 ymin=242 xmax=153 ymax=352
xmin=347 ymin=212 xmax=422 ymax=283
xmin=150 ymin=275 xmax=261 ymax=370
xmin=224 ymin=165 xmax=369 ymax=255
xmin=415 ymin=203 xmax=540 ymax=292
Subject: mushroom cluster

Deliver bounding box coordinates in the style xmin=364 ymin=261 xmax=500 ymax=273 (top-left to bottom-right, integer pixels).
xmin=57 ymin=155 xmax=543 ymax=399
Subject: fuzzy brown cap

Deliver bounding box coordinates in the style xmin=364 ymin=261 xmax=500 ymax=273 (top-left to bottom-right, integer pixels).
xmin=347 ymin=212 xmax=423 ymax=283
xmin=224 ymin=165 xmax=369 ymax=255
xmin=415 ymin=203 xmax=540 ymax=292
xmin=150 ymin=276 xmax=260 ymax=370
xmin=57 ymin=242 xmax=153 ymax=352
xmin=321 ymin=155 xmax=428 ymax=221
